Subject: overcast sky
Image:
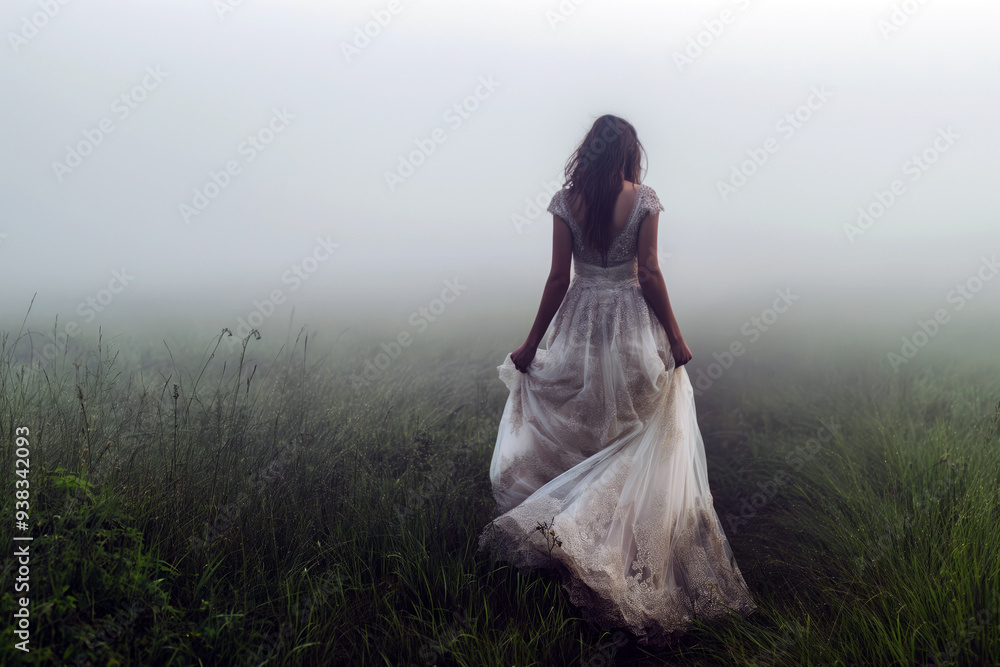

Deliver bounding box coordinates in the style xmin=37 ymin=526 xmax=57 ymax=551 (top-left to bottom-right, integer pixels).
xmin=2 ymin=0 xmax=998 ymax=352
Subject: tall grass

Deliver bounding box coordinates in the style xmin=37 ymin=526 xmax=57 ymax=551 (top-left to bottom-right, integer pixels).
xmin=0 ymin=313 xmax=998 ymax=666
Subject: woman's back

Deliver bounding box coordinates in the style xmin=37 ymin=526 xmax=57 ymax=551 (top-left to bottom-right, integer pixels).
xmin=567 ymin=181 xmax=640 ymax=238
xmin=548 ymin=182 xmax=662 ymax=269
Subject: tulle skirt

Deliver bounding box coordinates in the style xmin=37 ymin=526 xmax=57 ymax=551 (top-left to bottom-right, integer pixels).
xmin=478 ymin=259 xmax=757 ymax=648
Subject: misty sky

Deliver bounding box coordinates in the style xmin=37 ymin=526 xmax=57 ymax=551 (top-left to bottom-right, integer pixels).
xmin=2 ymin=0 xmax=998 ymax=348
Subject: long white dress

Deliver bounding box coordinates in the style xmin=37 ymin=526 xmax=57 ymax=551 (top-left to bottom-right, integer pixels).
xmin=478 ymin=183 xmax=757 ymax=648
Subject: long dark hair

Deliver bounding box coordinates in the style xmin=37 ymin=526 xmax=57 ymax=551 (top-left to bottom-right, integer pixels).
xmin=563 ymin=115 xmax=646 ymax=267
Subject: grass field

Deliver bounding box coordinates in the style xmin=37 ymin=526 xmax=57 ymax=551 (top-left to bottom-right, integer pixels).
xmin=1 ymin=312 xmax=998 ymax=666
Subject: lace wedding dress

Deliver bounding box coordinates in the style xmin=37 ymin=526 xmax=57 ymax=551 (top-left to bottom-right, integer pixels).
xmin=478 ymin=183 xmax=757 ymax=648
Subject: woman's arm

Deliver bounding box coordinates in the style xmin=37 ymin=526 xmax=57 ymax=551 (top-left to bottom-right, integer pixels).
xmin=510 ymin=216 xmax=573 ymax=372
xmin=636 ymin=212 xmax=693 ymax=366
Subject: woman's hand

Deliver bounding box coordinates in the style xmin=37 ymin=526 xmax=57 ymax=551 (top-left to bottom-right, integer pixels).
xmin=671 ymin=339 xmax=693 ymax=367
xmin=510 ymin=340 xmax=538 ymax=373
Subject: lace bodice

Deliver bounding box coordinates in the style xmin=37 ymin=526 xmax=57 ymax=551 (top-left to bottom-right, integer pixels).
xmin=547 ymin=183 xmax=664 ymax=268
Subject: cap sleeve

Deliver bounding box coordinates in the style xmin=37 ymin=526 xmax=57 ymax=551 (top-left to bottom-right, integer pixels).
xmin=547 ymin=189 xmax=569 ymax=220
xmin=641 ymin=185 xmax=664 ymax=218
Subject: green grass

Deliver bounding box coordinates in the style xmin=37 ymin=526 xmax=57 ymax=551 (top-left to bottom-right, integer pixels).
xmin=0 ymin=316 xmax=998 ymax=666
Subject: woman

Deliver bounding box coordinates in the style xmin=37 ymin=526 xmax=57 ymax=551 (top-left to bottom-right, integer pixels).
xmin=478 ymin=115 xmax=757 ymax=648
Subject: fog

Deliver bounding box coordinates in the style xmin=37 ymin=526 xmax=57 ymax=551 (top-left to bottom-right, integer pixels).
xmin=2 ymin=0 xmax=998 ymax=364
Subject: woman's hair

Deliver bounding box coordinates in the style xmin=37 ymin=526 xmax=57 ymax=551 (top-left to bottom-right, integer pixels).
xmin=562 ymin=115 xmax=646 ymax=267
